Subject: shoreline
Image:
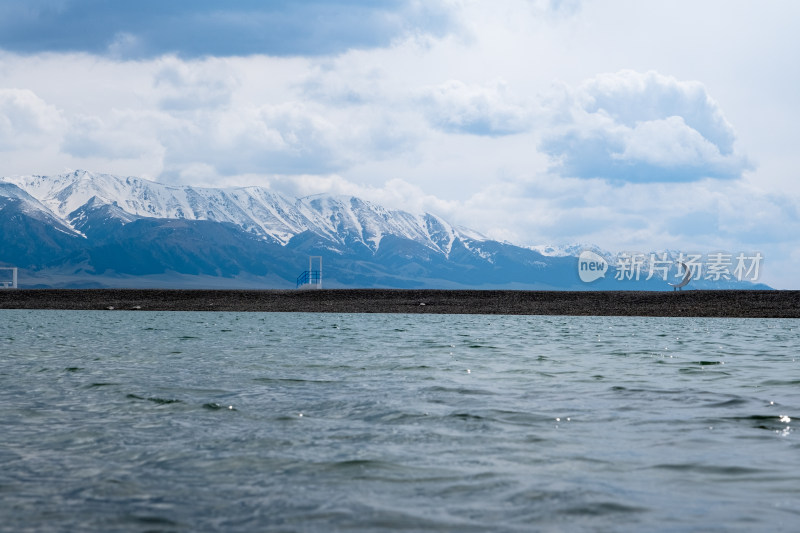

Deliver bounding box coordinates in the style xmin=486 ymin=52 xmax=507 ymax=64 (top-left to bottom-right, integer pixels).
xmin=0 ymin=289 xmax=798 ymax=317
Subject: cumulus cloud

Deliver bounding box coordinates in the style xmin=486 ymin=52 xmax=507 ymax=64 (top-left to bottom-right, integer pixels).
xmin=0 ymin=0 xmax=458 ymax=59
xmin=541 ymin=70 xmax=750 ymax=182
xmin=584 ymin=70 xmax=736 ymax=153
xmin=419 ymin=80 xmax=532 ymax=136
xmin=159 ymin=102 xmax=345 ymax=180
xmin=0 ymin=52 xmax=423 ymax=183
xmin=60 ymin=111 xmax=163 ymax=160
xmin=154 ymin=58 xmax=240 ymax=111
xmin=301 ymin=62 xmax=386 ymax=106
xmin=0 ymin=88 xmax=63 ymax=150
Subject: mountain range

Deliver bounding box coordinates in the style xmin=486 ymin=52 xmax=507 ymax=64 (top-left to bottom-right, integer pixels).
xmin=0 ymin=170 xmax=770 ymax=289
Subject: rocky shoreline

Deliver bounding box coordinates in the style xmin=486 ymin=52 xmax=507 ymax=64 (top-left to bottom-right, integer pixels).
xmin=0 ymin=289 xmax=798 ymax=317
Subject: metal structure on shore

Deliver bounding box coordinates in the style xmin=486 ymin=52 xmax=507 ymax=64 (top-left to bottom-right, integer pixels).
xmin=296 ymin=256 xmax=322 ymax=289
xmin=0 ymin=267 xmax=18 ymax=289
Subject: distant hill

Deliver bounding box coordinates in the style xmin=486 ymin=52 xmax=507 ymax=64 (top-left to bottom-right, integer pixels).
xmin=0 ymin=171 xmax=771 ymax=290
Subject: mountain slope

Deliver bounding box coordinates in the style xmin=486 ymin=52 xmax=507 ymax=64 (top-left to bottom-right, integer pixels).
xmin=0 ymin=171 xmax=771 ymax=290
xmin=0 ymin=182 xmax=84 ymax=269
xmin=3 ymin=170 xmax=469 ymax=254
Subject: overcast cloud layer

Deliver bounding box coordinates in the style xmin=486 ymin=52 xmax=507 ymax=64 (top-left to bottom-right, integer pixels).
xmin=0 ymin=0 xmax=456 ymax=58
xmin=1 ymin=0 xmax=799 ymax=288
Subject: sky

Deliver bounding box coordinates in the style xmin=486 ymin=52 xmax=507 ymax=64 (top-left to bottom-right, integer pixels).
xmin=0 ymin=0 xmax=798 ymax=288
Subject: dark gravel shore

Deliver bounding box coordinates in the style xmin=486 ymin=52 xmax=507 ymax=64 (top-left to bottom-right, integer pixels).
xmin=0 ymin=289 xmax=798 ymax=317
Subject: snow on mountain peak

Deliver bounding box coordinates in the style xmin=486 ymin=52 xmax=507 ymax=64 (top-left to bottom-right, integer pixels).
xmin=1 ymin=171 xmax=487 ymax=255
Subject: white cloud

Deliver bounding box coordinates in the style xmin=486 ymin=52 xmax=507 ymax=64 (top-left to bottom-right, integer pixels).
xmin=0 ymin=88 xmax=63 ymax=150
xmin=61 ymin=111 xmax=164 ymax=160
xmin=621 ymin=117 xmax=722 ymax=165
xmin=154 ymin=57 xmax=240 ymax=111
xmin=542 ymin=70 xmax=750 ymax=182
xmin=159 ymin=101 xmax=345 ymax=180
xmin=582 ymin=70 xmax=736 ymax=152
xmin=418 ymin=79 xmax=532 ymax=136
xmin=300 ymin=60 xmax=386 ymax=106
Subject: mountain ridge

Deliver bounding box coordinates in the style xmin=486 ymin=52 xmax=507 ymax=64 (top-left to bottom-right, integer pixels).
xmin=0 ymin=170 xmax=771 ymax=290
xmin=3 ymin=170 xmax=476 ymax=255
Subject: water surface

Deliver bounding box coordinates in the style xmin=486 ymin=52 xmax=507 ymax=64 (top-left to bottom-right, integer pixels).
xmin=1 ymin=311 xmax=798 ymax=531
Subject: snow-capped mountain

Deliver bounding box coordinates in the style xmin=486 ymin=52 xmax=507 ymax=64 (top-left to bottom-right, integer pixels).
xmin=3 ymin=170 xmax=479 ymax=255
xmin=0 ymin=171 xmax=772 ymax=290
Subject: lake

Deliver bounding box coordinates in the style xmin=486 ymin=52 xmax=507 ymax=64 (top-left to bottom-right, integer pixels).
xmin=1 ymin=311 xmax=798 ymax=531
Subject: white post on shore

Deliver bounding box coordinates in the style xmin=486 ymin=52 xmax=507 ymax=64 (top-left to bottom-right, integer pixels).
xmin=0 ymin=267 xmax=17 ymax=289
xmin=310 ymin=256 xmax=322 ymax=289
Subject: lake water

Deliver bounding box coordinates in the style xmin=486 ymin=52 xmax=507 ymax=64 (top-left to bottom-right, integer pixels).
xmin=1 ymin=310 xmax=798 ymax=532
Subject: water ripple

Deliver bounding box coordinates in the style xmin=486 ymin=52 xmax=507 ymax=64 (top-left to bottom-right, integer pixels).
xmin=0 ymin=311 xmax=798 ymax=532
